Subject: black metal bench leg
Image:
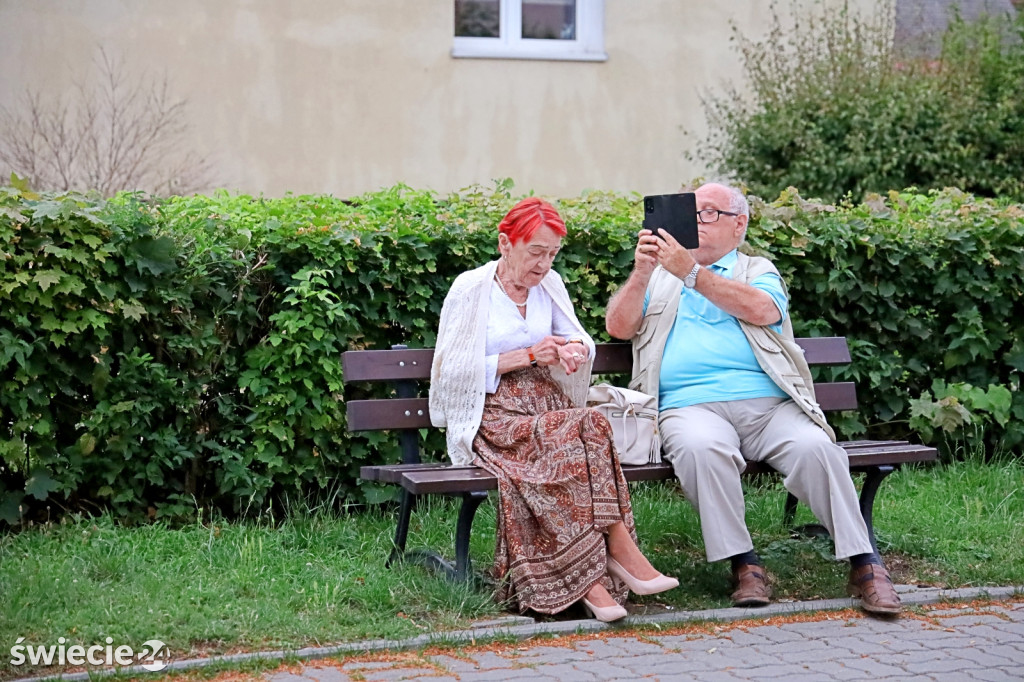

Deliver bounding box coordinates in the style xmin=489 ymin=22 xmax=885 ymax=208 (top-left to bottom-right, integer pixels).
xmin=783 ymin=492 xmax=832 ymax=541
xmin=388 ymin=345 xmax=421 ymax=569
xmin=386 ymin=488 xmax=416 ymax=568
xmin=454 ymin=491 xmax=489 ymax=582
xmin=783 ymin=491 xmax=798 ymax=529
xmin=859 ymin=465 xmax=894 ymax=558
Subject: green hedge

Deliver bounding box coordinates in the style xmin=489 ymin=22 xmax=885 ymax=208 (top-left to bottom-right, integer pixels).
xmin=1 ymin=179 xmax=1022 ymax=523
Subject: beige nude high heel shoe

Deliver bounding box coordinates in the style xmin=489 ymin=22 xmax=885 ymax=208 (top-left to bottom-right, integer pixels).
xmin=606 ymin=556 xmax=679 ymax=596
xmin=581 ymin=597 xmax=628 ymax=623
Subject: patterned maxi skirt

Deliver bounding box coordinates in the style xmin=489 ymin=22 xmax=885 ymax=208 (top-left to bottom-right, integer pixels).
xmin=472 ymin=365 xmax=637 ymax=615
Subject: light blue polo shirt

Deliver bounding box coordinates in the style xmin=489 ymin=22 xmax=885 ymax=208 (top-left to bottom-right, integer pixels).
xmin=645 ymin=250 xmax=789 ymax=410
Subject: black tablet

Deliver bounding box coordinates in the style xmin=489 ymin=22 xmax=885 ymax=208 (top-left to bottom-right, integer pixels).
xmin=642 ymin=192 xmax=699 ymax=249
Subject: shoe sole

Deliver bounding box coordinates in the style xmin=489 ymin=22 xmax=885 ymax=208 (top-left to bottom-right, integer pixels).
xmin=732 ymin=596 xmax=771 ymax=607
xmin=847 ymin=586 xmax=901 ymax=615
xmin=861 ymin=602 xmax=902 ymax=615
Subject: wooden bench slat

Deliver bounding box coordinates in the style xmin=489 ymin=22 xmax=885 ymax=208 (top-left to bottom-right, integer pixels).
xmin=813 ymin=382 xmax=858 ymax=411
xmin=840 ymin=444 xmax=940 ymax=468
xmin=342 ymin=348 xmax=434 ymax=381
xmin=590 ymin=342 xmax=632 ymax=373
xmin=347 ymin=399 xmax=431 ymax=431
xmin=341 ymin=337 xmax=852 ymax=386
xmin=402 ymin=467 xmax=499 ymax=494
xmin=794 ymin=336 xmax=852 ymax=365
xmin=360 ymin=462 xmax=450 ymax=484
xmin=348 ymin=384 xmax=858 ymax=433
xmin=622 ymin=444 xmax=937 ymax=481
xmin=368 ymin=441 xmax=938 ymax=495
xmin=842 ymin=439 xmax=909 ymax=450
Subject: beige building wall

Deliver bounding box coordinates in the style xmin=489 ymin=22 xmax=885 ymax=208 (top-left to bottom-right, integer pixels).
xmin=0 ymin=0 xmax=885 ymax=198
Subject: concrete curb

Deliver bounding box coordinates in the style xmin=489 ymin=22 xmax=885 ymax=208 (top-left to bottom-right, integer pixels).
xmin=14 ymin=584 xmax=1023 ymax=682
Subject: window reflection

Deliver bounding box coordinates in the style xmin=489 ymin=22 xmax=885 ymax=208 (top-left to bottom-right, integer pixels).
xmin=455 ymin=0 xmax=500 ymax=38
xmin=522 ymin=0 xmax=576 ymax=40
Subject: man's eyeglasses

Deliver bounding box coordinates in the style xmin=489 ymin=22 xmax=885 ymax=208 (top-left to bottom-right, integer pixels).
xmin=697 ymin=208 xmax=740 ymax=224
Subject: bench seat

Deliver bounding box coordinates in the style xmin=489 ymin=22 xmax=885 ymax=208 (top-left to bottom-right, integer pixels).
xmin=362 ymin=441 xmax=937 ymax=495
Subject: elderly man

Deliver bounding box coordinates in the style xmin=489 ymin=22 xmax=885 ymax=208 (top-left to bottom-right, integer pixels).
xmin=605 ymin=182 xmax=901 ymax=615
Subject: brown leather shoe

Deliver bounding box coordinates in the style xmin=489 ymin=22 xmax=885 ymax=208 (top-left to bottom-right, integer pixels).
xmin=848 ymin=563 xmax=902 ymax=615
xmin=731 ymin=564 xmax=772 ymax=607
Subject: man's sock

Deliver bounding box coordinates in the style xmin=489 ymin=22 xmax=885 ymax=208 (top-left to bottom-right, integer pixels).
xmin=849 ymin=552 xmax=882 ymax=568
xmin=730 ymin=550 xmax=762 ymax=572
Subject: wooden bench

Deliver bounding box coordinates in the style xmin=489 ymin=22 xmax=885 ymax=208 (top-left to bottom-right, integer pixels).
xmin=343 ymin=338 xmax=937 ymax=581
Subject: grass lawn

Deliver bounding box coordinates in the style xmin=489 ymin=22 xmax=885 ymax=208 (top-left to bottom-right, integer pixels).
xmin=1 ymin=457 xmax=1022 ymax=680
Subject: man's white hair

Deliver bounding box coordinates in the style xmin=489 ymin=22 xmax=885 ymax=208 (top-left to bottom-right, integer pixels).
xmin=698 ymin=181 xmax=750 ymax=243
xmin=700 ymin=181 xmax=749 ymax=219
xmin=726 ymin=186 xmax=750 ymax=220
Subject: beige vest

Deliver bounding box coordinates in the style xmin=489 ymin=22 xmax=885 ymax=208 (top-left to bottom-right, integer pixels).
xmin=629 ymin=252 xmax=835 ymax=442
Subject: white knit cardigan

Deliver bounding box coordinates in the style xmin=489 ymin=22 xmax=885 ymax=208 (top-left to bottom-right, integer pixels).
xmin=429 ymin=260 xmax=595 ymax=465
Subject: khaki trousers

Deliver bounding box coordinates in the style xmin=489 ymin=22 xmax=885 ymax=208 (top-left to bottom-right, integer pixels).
xmin=660 ymin=397 xmax=874 ymax=563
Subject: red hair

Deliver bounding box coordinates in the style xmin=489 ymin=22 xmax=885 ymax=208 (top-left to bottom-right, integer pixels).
xmin=498 ymin=197 xmax=567 ymax=245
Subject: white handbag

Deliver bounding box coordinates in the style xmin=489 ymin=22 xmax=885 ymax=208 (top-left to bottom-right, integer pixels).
xmin=586 ymin=383 xmax=661 ymax=465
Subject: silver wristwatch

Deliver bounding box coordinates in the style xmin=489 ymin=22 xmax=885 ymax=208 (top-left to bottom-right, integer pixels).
xmin=683 ymin=263 xmax=701 ymax=289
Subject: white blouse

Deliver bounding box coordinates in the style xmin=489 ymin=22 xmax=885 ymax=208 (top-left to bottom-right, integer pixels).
xmin=483 ymin=281 xmax=597 ymax=393
xmin=429 ymin=260 xmax=596 ymax=464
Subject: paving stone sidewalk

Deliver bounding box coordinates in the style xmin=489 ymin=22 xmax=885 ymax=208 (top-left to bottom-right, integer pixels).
xmin=14 ymin=586 xmax=1021 ymax=682
xmin=265 ymin=586 xmax=1024 ymax=682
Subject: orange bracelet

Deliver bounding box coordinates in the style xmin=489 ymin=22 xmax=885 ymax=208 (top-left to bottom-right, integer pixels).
xmin=528 ymin=349 xmax=537 ymax=366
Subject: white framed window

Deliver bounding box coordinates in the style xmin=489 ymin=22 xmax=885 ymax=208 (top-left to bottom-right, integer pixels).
xmin=453 ymin=0 xmax=606 ymax=62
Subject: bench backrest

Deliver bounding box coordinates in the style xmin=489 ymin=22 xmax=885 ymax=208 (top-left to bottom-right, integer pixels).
xmin=342 ymin=338 xmax=855 ymax=435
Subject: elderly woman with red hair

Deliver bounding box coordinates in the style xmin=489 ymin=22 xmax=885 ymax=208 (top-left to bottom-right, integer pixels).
xmin=429 ymin=197 xmax=677 ymax=622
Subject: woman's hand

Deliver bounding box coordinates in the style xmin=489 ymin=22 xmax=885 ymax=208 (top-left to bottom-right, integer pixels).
xmin=558 ymin=337 xmax=589 ymax=375
xmin=529 ymin=336 xmax=589 ymax=374
xmin=529 ymin=335 xmax=567 ymax=368
xmin=560 ymin=342 xmax=588 ymax=374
